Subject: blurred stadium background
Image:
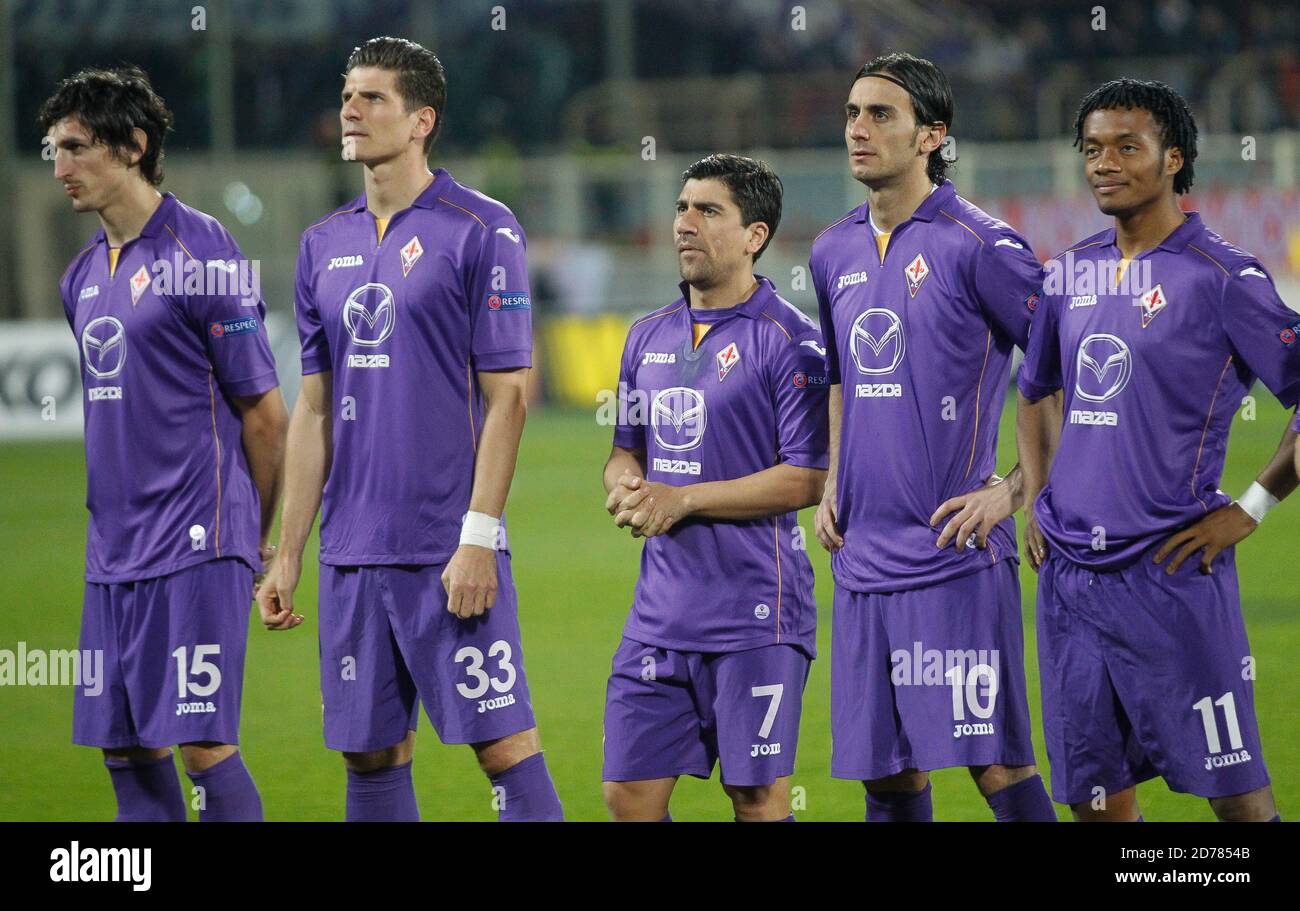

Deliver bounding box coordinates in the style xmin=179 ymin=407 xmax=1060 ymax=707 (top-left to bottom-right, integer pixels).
xmin=1 ymin=0 xmax=1298 ymax=820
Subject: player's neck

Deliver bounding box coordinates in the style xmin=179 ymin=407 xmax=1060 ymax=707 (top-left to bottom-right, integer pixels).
xmin=1112 ymin=196 xmax=1187 ymax=259
xmin=97 ymin=182 xmax=163 ymax=248
xmin=863 ymin=169 xmax=934 ymax=233
xmin=688 ymin=271 xmax=759 ymax=311
xmin=363 ymin=155 xmax=434 ymax=219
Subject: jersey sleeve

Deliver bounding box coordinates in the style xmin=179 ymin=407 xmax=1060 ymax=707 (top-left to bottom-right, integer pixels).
xmin=811 ymin=257 xmax=842 ymax=384
xmin=973 ymin=231 xmax=1042 ymax=349
xmin=1218 ymin=262 xmax=1300 ymax=408
xmin=612 ymin=329 xmax=644 ymax=451
xmin=294 ymin=235 xmax=330 ymax=376
xmin=1015 ymin=287 xmax=1061 ymax=401
xmin=187 ymin=246 xmax=280 ymax=398
xmin=468 ymin=216 xmax=533 ymax=371
xmin=767 ymin=329 xmax=830 ymax=470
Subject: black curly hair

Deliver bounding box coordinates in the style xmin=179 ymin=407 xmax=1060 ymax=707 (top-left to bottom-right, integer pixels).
xmin=1073 ymin=78 xmax=1199 ymax=194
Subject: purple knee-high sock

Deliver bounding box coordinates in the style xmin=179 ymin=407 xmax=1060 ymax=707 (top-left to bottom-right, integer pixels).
xmin=345 ymin=760 xmax=419 ymax=822
xmin=986 ymin=774 xmax=1057 ymax=822
xmin=104 ymin=752 xmax=186 ymax=822
xmin=867 ymin=781 xmax=933 ymax=822
xmin=186 ymin=751 xmax=263 ymax=822
xmin=489 ymin=752 xmax=564 ymax=822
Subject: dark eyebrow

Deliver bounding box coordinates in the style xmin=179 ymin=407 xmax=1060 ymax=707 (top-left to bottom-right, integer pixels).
xmin=847 ymin=102 xmax=896 ymax=115
xmin=676 ymin=198 xmax=725 ymax=210
xmin=1083 ymin=131 xmax=1143 ymax=144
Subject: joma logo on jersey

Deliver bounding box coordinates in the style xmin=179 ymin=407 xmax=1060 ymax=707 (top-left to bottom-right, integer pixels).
xmin=855 ymin=383 xmax=902 ymax=398
xmin=327 ymin=255 xmax=364 ymax=270
xmin=750 ymin=742 xmax=782 ymax=757
xmin=477 ymin=693 xmax=516 ymax=714
xmin=836 ymin=271 xmax=868 ymax=290
xmin=347 ymin=353 xmax=390 ymax=368
xmin=78 ymin=285 xmax=100 ymax=300
xmin=1069 ymin=410 xmax=1118 ymax=426
xmin=953 ymin=722 xmax=995 ymax=739
xmin=1204 ymin=748 xmax=1252 ymax=771
xmin=642 ymin=352 xmax=676 ymax=365
xmin=1069 ymin=295 xmax=1097 ymax=309
xmin=175 ymin=701 xmax=216 ymax=716
xmin=652 ymin=457 xmax=701 ymax=476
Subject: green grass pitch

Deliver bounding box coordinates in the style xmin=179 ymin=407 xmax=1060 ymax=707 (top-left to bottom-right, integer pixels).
xmin=1 ymin=391 xmax=1295 ymax=821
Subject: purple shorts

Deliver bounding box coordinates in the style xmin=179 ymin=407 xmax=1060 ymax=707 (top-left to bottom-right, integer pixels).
xmin=73 ymin=558 xmax=253 ymax=749
xmin=831 ymin=561 xmax=1037 ymax=781
xmin=602 ymin=638 xmax=810 ymax=787
xmin=1037 ymin=547 xmax=1270 ymax=805
xmin=317 ymin=554 xmax=537 ymax=752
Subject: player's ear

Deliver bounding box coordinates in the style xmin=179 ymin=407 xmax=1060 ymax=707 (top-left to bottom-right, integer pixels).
xmin=127 ymin=127 xmax=148 ymax=169
xmin=1164 ymin=145 xmax=1184 ymax=180
xmin=745 ymin=221 xmax=769 ymax=257
xmin=918 ymin=122 xmax=946 ymax=156
xmin=412 ymin=106 xmax=436 ymax=148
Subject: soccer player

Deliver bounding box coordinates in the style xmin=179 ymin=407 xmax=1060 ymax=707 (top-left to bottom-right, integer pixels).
xmin=602 ymin=154 xmax=828 ymax=822
xmin=255 ymin=37 xmax=562 ymax=822
xmin=811 ymin=53 xmax=1057 ymax=822
xmin=45 ymin=66 xmax=287 ymax=821
xmin=1017 ymin=78 xmax=1299 ymax=822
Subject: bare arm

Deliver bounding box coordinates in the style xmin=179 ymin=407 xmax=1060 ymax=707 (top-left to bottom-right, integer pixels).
xmin=276 ymin=371 xmax=333 ymax=563
xmin=1015 ymin=389 xmax=1063 ymax=570
xmin=679 ymin=464 xmax=825 ymax=520
xmin=441 ymin=368 xmax=528 ymax=619
xmin=1155 ymin=420 xmax=1299 ymax=574
xmin=232 ymin=386 xmax=290 ymax=550
xmin=254 ymin=371 xmax=331 ymax=630
xmin=813 ymin=384 xmax=843 ymax=550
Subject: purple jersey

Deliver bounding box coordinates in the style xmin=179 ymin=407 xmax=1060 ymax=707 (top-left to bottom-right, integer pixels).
xmin=811 ymin=180 xmax=1042 ymax=593
xmin=613 ymin=277 xmax=828 ymax=655
xmin=295 ymin=169 xmax=532 ymax=565
xmin=61 ymin=193 xmax=279 ymax=583
xmin=1018 ymin=213 xmax=1300 ymax=569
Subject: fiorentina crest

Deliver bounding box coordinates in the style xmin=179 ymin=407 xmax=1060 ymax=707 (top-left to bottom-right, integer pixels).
xmin=400 ymin=236 xmax=423 ymax=278
xmin=1137 ymin=284 xmax=1167 ymax=328
xmin=716 ymin=341 xmax=740 ymax=382
xmin=129 ymin=265 xmax=151 ymax=306
xmin=904 ymin=253 xmax=930 ymax=298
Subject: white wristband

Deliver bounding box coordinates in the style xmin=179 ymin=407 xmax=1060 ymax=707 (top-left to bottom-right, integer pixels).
xmin=460 ymin=511 xmax=502 ymax=550
xmin=1235 ymin=482 xmax=1278 ymax=525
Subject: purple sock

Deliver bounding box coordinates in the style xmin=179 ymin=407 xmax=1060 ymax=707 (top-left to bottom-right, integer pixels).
xmin=661 ymin=812 xmax=673 ymax=822
xmin=1136 ymin=815 xmax=1144 ymax=822
xmin=104 ymin=752 xmax=186 ymax=822
xmin=345 ymin=760 xmax=419 ymax=822
xmin=1270 ymin=814 xmax=1281 ymax=822
xmin=986 ymin=774 xmax=1057 ymax=822
xmin=186 ymin=751 xmax=263 ymax=822
xmin=734 ymin=813 xmax=797 ymax=822
xmin=489 ymin=752 xmax=564 ymax=821
xmin=866 ymin=781 xmax=933 ymax=822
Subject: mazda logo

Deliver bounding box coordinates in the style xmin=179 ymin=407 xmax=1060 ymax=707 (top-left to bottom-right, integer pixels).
xmin=651 ymin=386 xmax=707 ymax=452
xmin=1075 ymin=333 xmax=1132 ymax=402
xmin=81 ymin=316 xmax=127 ymax=379
xmin=849 ymin=308 xmax=905 ymax=375
xmin=342 ymin=282 xmax=396 ymax=347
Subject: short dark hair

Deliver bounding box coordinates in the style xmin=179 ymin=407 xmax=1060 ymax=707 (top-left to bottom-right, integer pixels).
xmin=346 ymin=36 xmax=447 ymax=153
xmin=853 ymin=53 xmax=955 ymax=184
xmin=680 ymin=154 xmax=783 ymax=262
xmin=1073 ymin=78 xmax=1198 ymax=194
xmin=38 ymin=65 xmax=174 ymax=186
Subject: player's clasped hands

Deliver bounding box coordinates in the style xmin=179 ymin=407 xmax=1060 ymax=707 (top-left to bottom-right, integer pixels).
xmin=606 ymin=472 xmax=681 ymax=538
